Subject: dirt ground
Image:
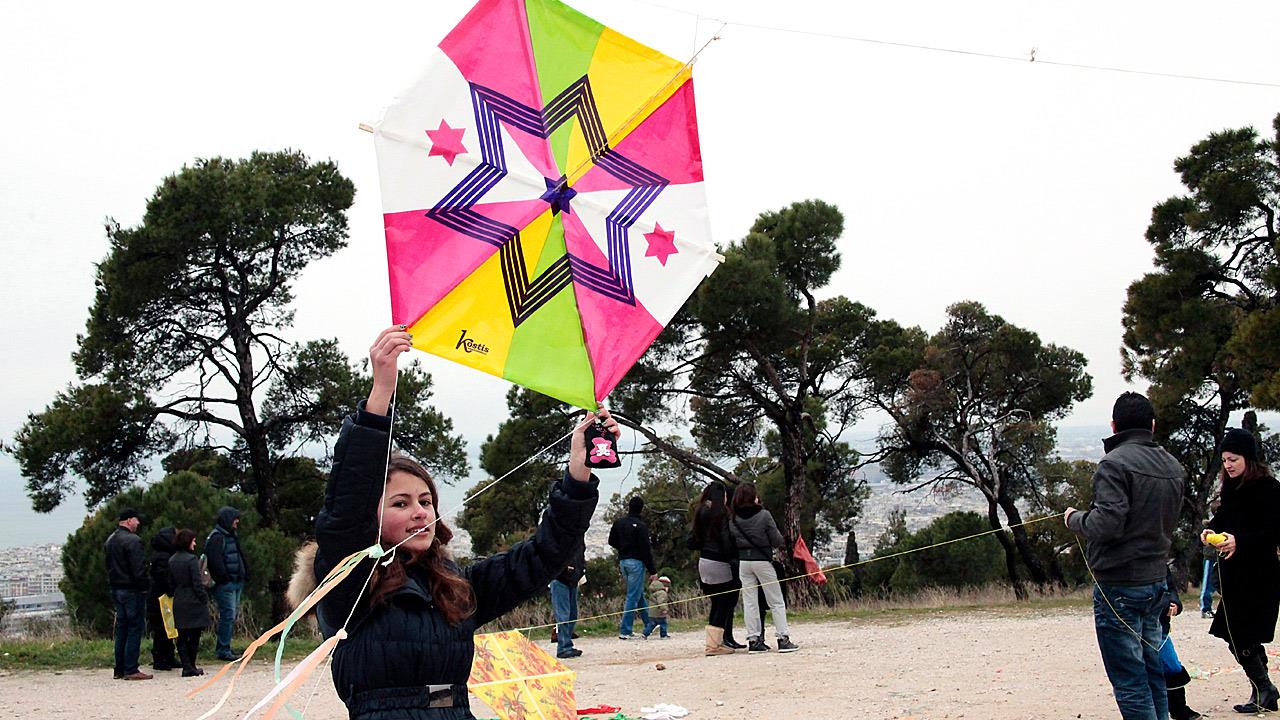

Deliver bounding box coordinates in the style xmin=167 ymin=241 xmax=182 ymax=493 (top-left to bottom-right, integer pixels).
xmin=1 ymin=609 xmax=1271 ymax=719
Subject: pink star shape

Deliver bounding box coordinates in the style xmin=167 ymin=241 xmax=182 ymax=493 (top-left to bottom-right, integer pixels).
xmin=425 ymin=119 xmax=467 ymax=166
xmin=643 ymin=223 xmax=679 ymax=266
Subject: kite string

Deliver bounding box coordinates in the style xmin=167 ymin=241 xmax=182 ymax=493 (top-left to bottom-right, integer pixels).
xmin=507 ymin=512 xmax=1066 ymax=634
xmin=611 ymin=0 xmax=1280 ymax=89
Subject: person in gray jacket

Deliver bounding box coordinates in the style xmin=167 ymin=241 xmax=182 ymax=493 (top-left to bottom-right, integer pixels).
xmin=729 ymin=483 xmax=798 ymax=654
xmin=1065 ymin=392 xmax=1184 ymax=720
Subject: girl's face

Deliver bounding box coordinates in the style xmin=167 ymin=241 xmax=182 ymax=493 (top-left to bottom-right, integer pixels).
xmin=380 ymin=470 xmax=437 ymax=552
xmin=1222 ymin=451 xmax=1247 ymax=479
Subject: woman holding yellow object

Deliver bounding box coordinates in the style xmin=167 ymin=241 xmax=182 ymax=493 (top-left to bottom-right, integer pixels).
xmin=1200 ymin=428 xmax=1280 ymax=714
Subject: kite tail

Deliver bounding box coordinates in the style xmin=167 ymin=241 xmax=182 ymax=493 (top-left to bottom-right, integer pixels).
xmin=187 ymin=544 xmax=381 ymax=720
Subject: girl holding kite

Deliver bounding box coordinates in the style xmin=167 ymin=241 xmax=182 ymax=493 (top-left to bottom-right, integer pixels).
xmin=309 ymin=326 xmax=612 ymax=719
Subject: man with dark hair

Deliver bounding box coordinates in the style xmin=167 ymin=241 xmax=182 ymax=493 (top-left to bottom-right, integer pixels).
xmin=206 ymin=506 xmax=250 ymax=661
xmin=105 ymin=508 xmax=152 ymax=680
xmin=608 ymin=495 xmax=657 ymax=639
xmin=1065 ymin=392 xmax=1184 ymax=720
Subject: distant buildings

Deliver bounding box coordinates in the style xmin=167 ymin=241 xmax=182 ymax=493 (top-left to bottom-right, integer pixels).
xmin=0 ymin=543 xmax=64 ymax=600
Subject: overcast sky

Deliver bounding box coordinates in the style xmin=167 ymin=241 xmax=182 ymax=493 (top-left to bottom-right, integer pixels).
xmin=2 ymin=0 xmax=1278 ymax=547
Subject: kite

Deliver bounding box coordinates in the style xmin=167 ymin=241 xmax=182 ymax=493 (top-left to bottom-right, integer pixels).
xmin=370 ymin=0 xmax=722 ymax=409
xmin=469 ymin=631 xmax=578 ymax=719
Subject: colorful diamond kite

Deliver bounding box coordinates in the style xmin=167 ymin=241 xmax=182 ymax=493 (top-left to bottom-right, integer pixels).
xmin=371 ymin=0 xmax=721 ymax=409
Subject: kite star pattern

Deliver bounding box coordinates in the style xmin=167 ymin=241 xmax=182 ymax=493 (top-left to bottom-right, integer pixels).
xmin=373 ymin=0 xmax=721 ymax=409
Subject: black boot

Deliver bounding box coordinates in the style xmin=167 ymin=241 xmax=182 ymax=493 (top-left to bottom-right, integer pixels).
xmin=1167 ymin=667 xmax=1202 ymax=720
xmin=1233 ymin=645 xmax=1279 ymax=714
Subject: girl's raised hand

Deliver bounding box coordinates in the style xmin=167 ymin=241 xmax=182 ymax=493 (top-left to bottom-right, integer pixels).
xmin=368 ymin=326 xmax=412 ymax=415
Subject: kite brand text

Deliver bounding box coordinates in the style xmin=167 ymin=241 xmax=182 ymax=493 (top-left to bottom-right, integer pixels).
xmin=455 ymin=330 xmax=490 ymax=355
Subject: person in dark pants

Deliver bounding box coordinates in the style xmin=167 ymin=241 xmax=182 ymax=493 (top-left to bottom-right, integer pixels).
xmin=549 ymin=543 xmax=585 ymax=659
xmin=105 ymin=507 xmax=152 ymax=681
xmin=687 ymin=481 xmax=740 ymax=655
xmin=301 ymin=326 xmax=608 ymax=719
xmin=1200 ymin=428 xmax=1280 ymax=714
xmin=608 ymin=495 xmax=656 ymax=639
xmin=147 ymin=526 xmax=179 ymax=671
xmin=205 ymin=505 xmax=250 ymax=661
xmin=1065 ymin=392 xmax=1184 ymax=720
xmin=1158 ymin=564 xmax=1203 ymax=720
xmin=168 ymin=528 xmax=212 ymax=677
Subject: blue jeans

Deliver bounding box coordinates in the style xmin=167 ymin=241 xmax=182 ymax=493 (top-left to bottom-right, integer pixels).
xmin=618 ymin=559 xmax=651 ymax=636
xmin=1199 ymin=559 xmax=1218 ymax=613
xmin=1094 ymin=582 xmax=1169 ymax=720
xmin=644 ymin=617 xmax=668 ymax=638
xmin=549 ymin=580 xmax=578 ymax=655
xmin=112 ymin=588 xmax=146 ymax=676
xmin=211 ymin=581 xmax=243 ymax=657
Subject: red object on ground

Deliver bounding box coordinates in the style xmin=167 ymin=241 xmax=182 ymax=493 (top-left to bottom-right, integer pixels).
xmin=577 ymin=705 xmax=622 ymax=715
xmin=792 ymin=536 xmax=827 ymax=584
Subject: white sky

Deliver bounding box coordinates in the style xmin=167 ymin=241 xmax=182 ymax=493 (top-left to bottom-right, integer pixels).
xmin=2 ymin=0 xmax=1278 ymax=546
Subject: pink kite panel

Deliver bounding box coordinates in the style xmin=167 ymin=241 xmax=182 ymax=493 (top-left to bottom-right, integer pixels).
xmin=561 ymin=211 xmax=664 ymax=402
xmin=573 ymin=79 xmax=703 ymax=193
xmin=439 ymin=0 xmax=557 ymax=180
xmin=385 ymin=200 xmax=548 ymax=325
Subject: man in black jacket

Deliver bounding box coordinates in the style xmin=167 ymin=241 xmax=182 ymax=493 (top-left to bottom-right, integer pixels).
xmin=608 ymin=495 xmax=656 ymax=639
xmin=1065 ymin=392 xmax=1184 ymax=720
xmin=549 ymin=543 xmax=585 ymax=658
xmin=105 ymin=508 xmax=152 ymax=680
xmin=206 ymin=506 xmax=250 ymax=660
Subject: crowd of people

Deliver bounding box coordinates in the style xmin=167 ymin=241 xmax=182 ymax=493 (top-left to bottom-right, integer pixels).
xmin=101 ymin=329 xmax=1278 ymax=720
xmin=104 ymin=504 xmax=249 ymax=680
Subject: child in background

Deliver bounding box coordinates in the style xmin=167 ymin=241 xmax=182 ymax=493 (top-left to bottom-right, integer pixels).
xmin=644 ymin=576 xmax=671 ymax=639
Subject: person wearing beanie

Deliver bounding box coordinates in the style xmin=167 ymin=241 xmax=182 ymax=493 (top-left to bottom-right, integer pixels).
xmin=1064 ymin=392 xmax=1183 ymax=719
xmin=608 ymin=494 xmax=656 ymax=639
xmin=1200 ymin=427 xmax=1280 ymax=713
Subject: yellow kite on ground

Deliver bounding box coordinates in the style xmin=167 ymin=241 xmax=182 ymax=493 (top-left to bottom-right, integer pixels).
xmin=469 ymin=631 xmax=577 ymax=719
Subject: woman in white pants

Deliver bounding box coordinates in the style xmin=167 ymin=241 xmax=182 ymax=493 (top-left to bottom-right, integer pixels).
xmin=729 ymin=483 xmax=799 ymax=653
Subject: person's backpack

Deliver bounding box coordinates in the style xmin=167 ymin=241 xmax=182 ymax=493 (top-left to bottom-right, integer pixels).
xmin=198 ymin=554 xmax=214 ymax=588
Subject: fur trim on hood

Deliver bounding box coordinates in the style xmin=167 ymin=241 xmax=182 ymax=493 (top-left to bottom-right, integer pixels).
xmin=286 ymin=541 xmax=319 ymax=613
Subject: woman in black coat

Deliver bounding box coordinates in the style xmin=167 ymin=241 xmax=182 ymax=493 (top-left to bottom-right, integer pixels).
xmin=168 ymin=528 xmax=212 ymax=677
xmin=311 ymin=327 xmax=611 ymax=720
xmin=1200 ymin=428 xmax=1280 ymax=713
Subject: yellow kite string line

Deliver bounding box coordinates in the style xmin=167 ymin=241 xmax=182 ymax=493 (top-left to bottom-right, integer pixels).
xmin=508 ymin=511 xmax=1068 ymax=634
xmin=617 ymin=0 xmax=1280 ymax=89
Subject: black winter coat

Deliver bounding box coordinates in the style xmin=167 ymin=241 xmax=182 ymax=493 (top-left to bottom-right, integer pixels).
xmin=105 ymin=527 xmax=147 ymax=591
xmin=1208 ymin=474 xmax=1280 ymax=646
xmin=314 ymin=405 xmax=599 ymax=720
xmin=149 ymin=527 xmax=176 ymax=600
xmin=687 ymin=506 xmax=735 ymax=563
xmin=607 ymin=513 xmax=655 ymax=573
xmin=168 ymin=550 xmax=212 ymax=630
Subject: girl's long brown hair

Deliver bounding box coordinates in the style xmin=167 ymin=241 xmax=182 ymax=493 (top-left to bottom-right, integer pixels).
xmin=368 ymin=455 xmax=476 ymax=625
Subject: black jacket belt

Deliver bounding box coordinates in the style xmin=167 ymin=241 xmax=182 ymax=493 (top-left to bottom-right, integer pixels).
xmin=348 ymin=684 xmax=470 ymax=714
